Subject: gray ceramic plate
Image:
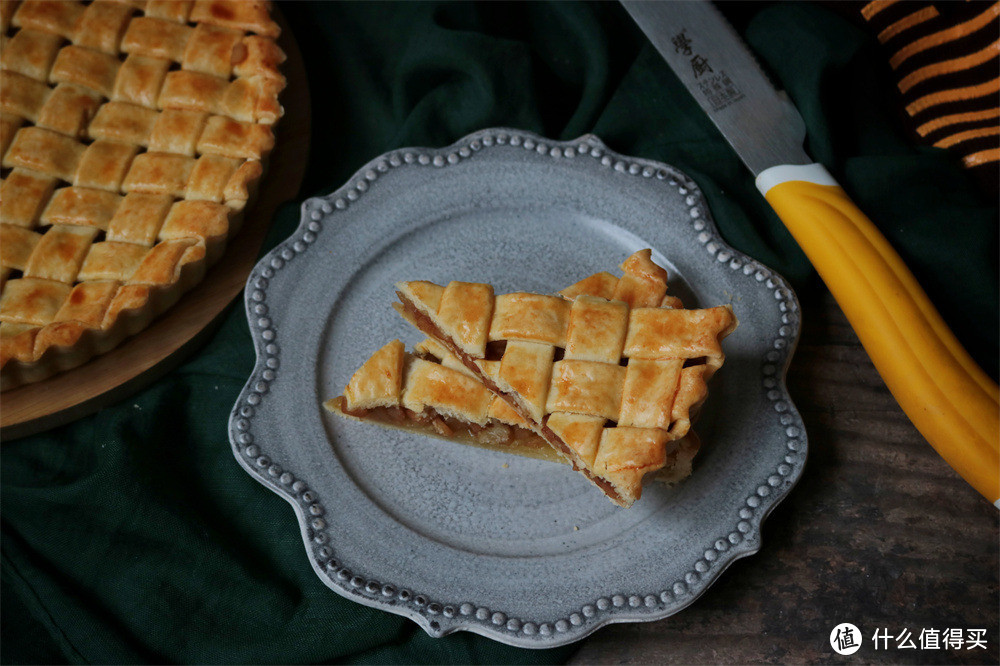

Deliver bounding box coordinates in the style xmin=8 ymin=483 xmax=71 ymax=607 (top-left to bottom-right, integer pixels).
xmin=228 ymin=128 xmax=806 ymax=648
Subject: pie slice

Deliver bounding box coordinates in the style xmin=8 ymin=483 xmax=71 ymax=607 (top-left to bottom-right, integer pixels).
xmin=325 ymin=338 xmax=701 ymax=486
xmin=389 ymin=252 xmax=737 ymax=507
xmin=325 ymin=250 xmax=735 ymax=506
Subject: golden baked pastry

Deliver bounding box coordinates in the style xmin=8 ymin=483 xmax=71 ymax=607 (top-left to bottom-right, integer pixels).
xmin=0 ymin=0 xmax=285 ymax=389
xmin=392 ymin=252 xmax=737 ymax=507
xmin=327 ymin=250 xmax=736 ymax=506
xmin=325 ymin=339 xmax=702 ymax=487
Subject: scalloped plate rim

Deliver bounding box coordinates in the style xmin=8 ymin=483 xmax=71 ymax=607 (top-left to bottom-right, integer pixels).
xmin=228 ymin=127 xmax=807 ymax=648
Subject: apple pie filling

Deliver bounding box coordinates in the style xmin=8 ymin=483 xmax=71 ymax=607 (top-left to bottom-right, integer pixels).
xmin=334 ymin=398 xmax=556 ymax=459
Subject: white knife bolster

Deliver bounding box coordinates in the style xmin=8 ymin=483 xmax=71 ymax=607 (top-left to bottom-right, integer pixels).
xmin=756 ymin=163 xmax=837 ymax=196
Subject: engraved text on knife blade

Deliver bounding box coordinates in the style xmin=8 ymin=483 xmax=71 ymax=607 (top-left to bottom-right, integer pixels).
xmin=623 ymin=0 xmax=811 ymax=175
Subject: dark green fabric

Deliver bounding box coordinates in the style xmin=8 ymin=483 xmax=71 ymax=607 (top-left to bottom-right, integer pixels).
xmin=3 ymin=2 xmax=996 ymax=664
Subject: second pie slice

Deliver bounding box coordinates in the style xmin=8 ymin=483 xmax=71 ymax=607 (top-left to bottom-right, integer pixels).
xmin=391 ymin=251 xmax=737 ymax=507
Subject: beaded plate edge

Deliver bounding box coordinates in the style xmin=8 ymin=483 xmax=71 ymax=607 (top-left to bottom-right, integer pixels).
xmin=227 ymin=127 xmax=807 ymax=648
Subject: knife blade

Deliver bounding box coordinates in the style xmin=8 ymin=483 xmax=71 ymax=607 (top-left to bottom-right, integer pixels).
xmin=623 ymin=0 xmax=1000 ymax=505
xmin=623 ymin=0 xmax=810 ymax=175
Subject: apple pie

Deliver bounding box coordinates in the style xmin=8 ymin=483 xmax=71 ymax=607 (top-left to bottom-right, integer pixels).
xmin=327 ymin=250 xmax=737 ymax=506
xmin=326 ymin=338 xmax=703 ymax=487
xmin=0 ymin=0 xmax=285 ymax=389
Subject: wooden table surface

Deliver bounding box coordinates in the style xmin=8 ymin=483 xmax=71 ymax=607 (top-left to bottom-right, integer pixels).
xmin=571 ymin=288 xmax=999 ymax=665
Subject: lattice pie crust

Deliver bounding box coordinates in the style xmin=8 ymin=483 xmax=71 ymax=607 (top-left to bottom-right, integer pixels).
xmin=327 ymin=250 xmax=737 ymax=507
xmin=0 ymin=0 xmax=285 ymax=389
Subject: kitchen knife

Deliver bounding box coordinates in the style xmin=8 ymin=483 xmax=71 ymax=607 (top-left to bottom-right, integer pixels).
xmin=622 ymin=0 xmax=1000 ymax=505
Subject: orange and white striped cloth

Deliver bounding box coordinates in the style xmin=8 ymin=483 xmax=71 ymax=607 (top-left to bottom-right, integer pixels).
xmin=862 ymin=0 xmax=999 ymax=189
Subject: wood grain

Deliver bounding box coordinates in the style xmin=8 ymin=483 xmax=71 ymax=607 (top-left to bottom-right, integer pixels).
xmin=571 ymin=289 xmax=999 ymax=665
xmin=0 ymin=16 xmax=311 ymax=440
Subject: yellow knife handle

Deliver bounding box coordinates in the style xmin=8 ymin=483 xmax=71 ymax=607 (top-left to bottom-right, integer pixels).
xmin=757 ymin=164 xmax=1000 ymax=505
